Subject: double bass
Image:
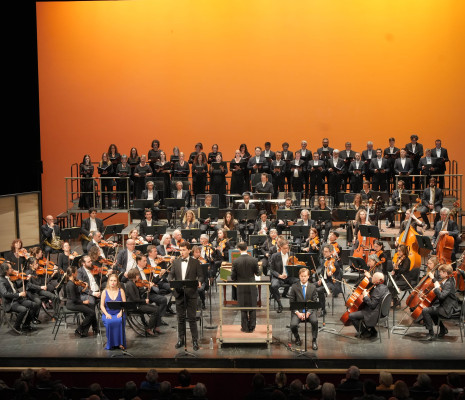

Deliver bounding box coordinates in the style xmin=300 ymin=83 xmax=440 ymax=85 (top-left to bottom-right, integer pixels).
xmin=392 ymin=200 xmax=421 ymax=270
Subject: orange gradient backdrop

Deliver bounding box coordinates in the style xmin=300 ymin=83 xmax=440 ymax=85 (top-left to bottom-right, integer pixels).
xmin=37 ymin=0 xmax=465 ymax=218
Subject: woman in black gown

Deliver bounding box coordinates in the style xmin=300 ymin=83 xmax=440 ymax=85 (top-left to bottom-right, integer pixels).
xmin=239 ymin=143 xmax=251 ymax=191
xmin=209 ymin=153 xmax=227 ymax=208
xmin=128 ymin=147 xmax=140 ymax=199
xmin=98 ymin=152 xmax=113 ymax=209
xmin=192 ymin=153 xmax=208 ymax=197
xmin=208 ymin=144 xmax=222 ymax=165
xmin=134 ymin=155 xmax=153 ymax=199
xmin=154 ymin=151 xmax=172 ymax=197
xmin=79 ymin=154 xmax=95 ymax=209
xmin=230 ymin=149 xmax=245 ymax=195
xmin=116 ymin=154 xmax=131 ymax=208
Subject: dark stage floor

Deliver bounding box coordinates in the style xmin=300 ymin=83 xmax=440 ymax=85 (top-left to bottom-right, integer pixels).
xmin=1 ymin=282 xmax=463 ymax=371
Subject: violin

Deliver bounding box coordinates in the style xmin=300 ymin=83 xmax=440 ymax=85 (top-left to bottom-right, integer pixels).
xmin=38 ymin=258 xmax=56 ymax=268
xmin=308 ymin=237 xmax=320 ymax=251
xmin=18 ymin=248 xmax=30 ymax=258
xmin=324 ymin=257 xmax=336 ymax=280
xmin=73 ymin=279 xmax=87 ymax=288
xmin=0 ymin=257 xmax=14 ymax=265
xmin=135 ymin=279 xmax=151 ymax=289
xmin=287 ymin=256 xmax=306 ymax=266
xmin=143 ymin=266 xmax=160 ymax=275
xmin=91 ymin=265 xmax=109 ymax=275
xmin=36 ymin=266 xmax=63 ymax=276
xmin=99 ymin=240 xmax=117 ymax=248
xmin=10 ymin=271 xmax=28 ymax=281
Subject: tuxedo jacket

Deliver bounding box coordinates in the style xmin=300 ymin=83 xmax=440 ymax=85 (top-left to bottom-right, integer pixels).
xmin=341 ymin=150 xmax=356 ymax=170
xmin=297 ymin=149 xmax=312 ymax=163
xmin=361 ymin=150 xmax=375 ymax=164
xmin=289 ymin=281 xmax=318 ymax=313
xmin=269 ymin=252 xmax=289 ymax=279
xmin=421 ymin=187 xmax=443 ymax=208
xmin=317 ymin=147 xmax=333 ymax=160
xmin=238 ymin=202 xmax=256 ymax=210
xmin=40 ymin=224 xmax=61 ymax=243
xmin=307 ymin=160 xmax=325 ymax=177
xmin=171 ymin=189 xmax=190 ymax=207
xmin=247 ymin=156 xmax=269 ymax=172
xmin=394 ymin=158 xmax=414 ymax=175
xmin=327 ymin=158 xmax=345 ymax=175
xmin=81 ymin=218 xmax=104 ymax=237
xmin=433 ymin=277 xmax=459 ymax=318
xmin=270 ymin=160 xmax=286 ymax=178
xmin=418 ymin=157 xmax=438 ymax=173
xmin=369 ymin=158 xmax=390 ymax=174
xmin=405 ymin=142 xmax=424 ymax=158
xmin=431 ymin=147 xmax=449 ymax=172
xmin=361 ymin=283 xmax=389 ymax=327
xmin=254 ymin=219 xmax=273 ymax=234
xmin=168 ymin=256 xmax=204 ymax=299
xmin=433 ymin=220 xmax=460 ymax=242
xmin=254 ymin=181 xmax=274 ymax=194
xmin=289 ymin=160 xmax=306 ymax=178
xmin=231 ymin=254 xmax=260 ymax=307
xmin=140 ymin=190 xmax=160 ymax=203
xmin=383 ymin=147 xmax=400 ymax=158
xmin=139 ymin=219 xmax=158 ymax=239
xmin=0 ymin=277 xmax=22 ymax=311
xmin=349 ymin=160 xmax=365 ymax=176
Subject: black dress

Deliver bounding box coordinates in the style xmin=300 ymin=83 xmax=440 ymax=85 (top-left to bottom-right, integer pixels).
xmin=116 ymin=163 xmax=131 ymax=208
xmin=192 ymin=163 xmax=208 ymax=197
xmin=134 ymin=164 xmax=153 ymax=199
xmin=230 ymin=158 xmax=245 ymax=195
xmin=209 ymin=163 xmax=227 ymax=208
xmin=154 ymin=160 xmax=172 ymax=197
xmin=78 ymin=163 xmax=95 ymax=209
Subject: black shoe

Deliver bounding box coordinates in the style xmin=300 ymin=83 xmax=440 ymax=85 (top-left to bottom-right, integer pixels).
xmin=425 ymin=224 xmax=431 ymax=230
xmin=166 ymin=307 xmax=176 ymax=315
xmin=277 ymin=305 xmax=283 ymax=313
xmin=32 ymin=318 xmax=41 ymax=325
xmin=192 ymin=340 xmax=200 ymax=351
xmin=312 ymin=339 xmax=318 ymax=350
xmin=201 ymin=302 xmax=206 ymax=310
xmin=75 ymin=329 xmax=87 ymax=338
xmin=438 ymin=327 xmax=448 ymax=338
xmin=160 ymin=320 xmax=169 ymax=326
xmin=22 ymin=325 xmax=37 ymax=332
xmin=175 ymin=338 xmax=185 ymax=349
xmin=424 ymin=332 xmax=436 ymax=341
xmin=241 ymin=328 xmax=249 ymax=333
xmin=295 ymin=336 xmax=302 ymax=346
xmin=389 ymin=223 xmax=395 ymax=228
xmin=93 ymin=330 xmax=100 ymax=335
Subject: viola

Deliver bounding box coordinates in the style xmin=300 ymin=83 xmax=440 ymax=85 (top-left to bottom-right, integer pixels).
xmin=308 ymin=237 xmax=320 ymax=251
xmin=36 ymin=266 xmax=63 ymax=276
xmin=143 ymin=266 xmax=160 ymax=275
xmin=324 ymin=257 xmax=336 ymax=277
xmin=99 ymin=257 xmax=114 ymax=266
xmin=74 ymin=279 xmax=87 ymax=288
xmin=135 ymin=279 xmax=151 ymax=289
xmin=0 ymin=257 xmax=15 ymax=265
xmin=99 ymin=240 xmax=117 ymax=248
xmin=353 ymin=226 xmax=374 ymax=263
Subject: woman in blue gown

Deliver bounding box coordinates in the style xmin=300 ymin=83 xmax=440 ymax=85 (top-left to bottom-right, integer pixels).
xmin=100 ymin=273 xmax=127 ymax=350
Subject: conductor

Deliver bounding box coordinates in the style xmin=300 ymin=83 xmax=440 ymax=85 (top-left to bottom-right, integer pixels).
xmin=169 ymin=241 xmax=204 ymax=351
xmin=289 ymin=268 xmax=319 ymax=350
xmin=231 ymin=242 xmax=260 ymax=333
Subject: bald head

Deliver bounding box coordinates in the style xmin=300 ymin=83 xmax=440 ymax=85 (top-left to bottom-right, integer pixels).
xmin=372 ymin=272 xmax=384 ymax=284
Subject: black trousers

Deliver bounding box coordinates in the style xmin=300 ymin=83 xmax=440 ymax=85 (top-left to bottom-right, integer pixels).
xmin=148 ymin=292 xmax=168 ymax=326
xmin=290 ymin=312 xmax=318 ymax=339
xmin=138 ymin=303 xmax=159 ymax=329
xmin=10 ymin=298 xmax=40 ymax=329
xmin=66 ymin=302 xmax=97 ymax=333
xmin=422 ymin=306 xmax=445 ymax=333
xmin=175 ymin=294 xmax=199 ymax=341
xmin=270 ymin=277 xmax=299 ymax=303
xmin=309 ymin=175 xmax=324 ymax=197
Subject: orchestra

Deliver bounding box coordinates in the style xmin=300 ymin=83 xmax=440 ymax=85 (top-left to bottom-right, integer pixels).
xmin=2 ymin=136 xmax=463 ymax=351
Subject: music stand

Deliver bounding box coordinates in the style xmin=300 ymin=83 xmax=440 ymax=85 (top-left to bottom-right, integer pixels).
xmin=200 ymin=263 xmax=217 ymax=330
xmin=290 ymin=225 xmax=311 ymax=239
xmin=181 ymin=229 xmax=202 ymax=243
xmin=285 ymin=265 xmax=303 ymax=278
xmin=135 ymin=243 xmax=149 ymax=254
xmin=165 ymin=198 xmax=187 ymax=228
xmin=253 ymin=192 xmax=272 ymax=200
xmin=295 ymin=253 xmax=313 ymax=265
xmin=170 ymin=280 xmax=199 ymax=357
xmin=276 ymin=209 xmax=298 ymax=223
xmin=60 ymin=227 xmax=81 ymax=242
xmin=104 ymin=224 xmax=124 ymax=242
xmin=348 ymin=256 xmax=368 ymax=274
xmin=311 ymin=210 xmax=331 ymax=223
xmin=144 ymin=225 xmax=167 ymax=238
xmin=71 ymin=255 xmax=83 ymax=267
xmin=289 ymin=300 xmax=320 ymax=357
xmin=199 ymin=207 xmax=219 ymax=221
xmin=225 ymin=230 xmax=238 ymax=243
xmin=358 ymin=224 xmax=380 ymax=240
xmin=248 ymin=235 xmax=267 ymax=257
xmin=106 ymin=301 xmax=143 ymax=357
xmin=234 ymin=208 xmax=258 ymax=222
xmin=133 ymin=199 xmax=156 ymax=210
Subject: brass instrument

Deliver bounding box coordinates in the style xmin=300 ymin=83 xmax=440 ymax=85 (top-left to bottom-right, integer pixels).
xmin=44 ymin=236 xmax=63 ymax=250
xmin=79 ymin=233 xmax=92 ymax=242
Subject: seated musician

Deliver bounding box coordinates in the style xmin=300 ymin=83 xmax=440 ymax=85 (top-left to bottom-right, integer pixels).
xmin=171 ymin=230 xmax=184 ymax=249
xmin=238 ymin=192 xmax=256 ymax=240
xmin=302 ymin=228 xmax=320 ymax=254
xmin=371 ymin=240 xmax=389 ymax=278
xmin=191 ymin=245 xmax=208 ymax=310
xmin=254 ymin=173 xmax=274 ymax=195
xmin=312 ymin=196 xmax=332 ymax=242
xmin=139 ymin=209 xmax=160 ymax=245
xmin=135 ymin=253 xmax=168 ymax=328
xmin=363 ymin=254 xmax=383 ymax=275
xmin=360 ymin=180 xmax=375 ymax=201
xmin=87 ymin=231 xmax=115 ymax=258
xmin=389 ymin=244 xmax=414 ymax=308
xmin=65 ymin=265 xmax=98 ymax=337
xmin=276 ymin=197 xmax=295 ymax=235
xmin=314 ymin=244 xmax=342 ymax=316
xmin=269 ymin=239 xmax=299 ymax=313
xmin=24 ymin=257 xmax=58 ymax=323
xmin=129 ymin=229 xmax=148 ymax=245
xmin=289 ymin=267 xmax=319 ymax=350
xmin=352 ymin=209 xmax=370 ymax=248
xmin=125 ymin=268 xmax=161 ymax=336
xmin=254 ymin=211 xmax=273 ymax=235
xmin=350 ymin=194 xmax=366 ymax=212
xmin=396 ymin=208 xmax=424 ymax=247
xmin=260 ymin=228 xmax=279 ymax=276
xmin=157 ymin=233 xmax=176 ymax=257
xmin=348 ymin=272 xmax=388 ymax=339
xmin=115 ymin=239 xmax=137 ymax=279
xmin=385 ymin=180 xmax=409 ymax=227
xmin=57 ymin=242 xmax=78 ymax=271
xmin=40 ymin=215 xmax=61 ymax=257
xmin=294 ymin=209 xmax=314 ymax=246
xmin=432 ymin=207 xmax=461 ymax=262
xmin=198 ymin=194 xmax=218 ymax=236
xmin=172 ymin=180 xmax=190 ymax=208
xmin=419 ymin=178 xmax=442 ymax=230
xmin=77 ymin=255 xmax=103 ymax=306
xmin=218 ymin=211 xmax=238 ymax=233
xmin=80 ymin=208 xmax=104 ymax=254
xmin=421 ymin=263 xmax=460 ymax=341
xmin=213 ymin=228 xmax=231 ymax=263
xmin=181 ymin=210 xmax=199 ymax=230
xmin=140 ymin=180 xmax=160 ymax=204
xmin=0 ymin=262 xmax=40 ymax=332
xmin=199 ymin=234 xmax=222 ymax=280
xmin=5 ymin=239 xmax=28 ymax=271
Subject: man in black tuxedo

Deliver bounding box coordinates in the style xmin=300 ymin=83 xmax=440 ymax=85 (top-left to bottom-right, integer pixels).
xmin=369 ymin=149 xmax=390 ymax=192
xmin=40 ymin=215 xmax=61 ymax=256
xmin=254 ymin=173 xmax=274 ymax=195
xmin=349 ymin=152 xmax=365 ymax=193
xmin=0 ymin=262 xmax=39 ymax=332
xmin=341 ymin=142 xmax=356 ymax=192
xmin=269 ymin=240 xmax=299 ymax=313
xmin=361 ymin=141 xmax=375 ymax=183
xmin=289 ymin=268 xmax=319 ymax=350
xmin=171 ymin=181 xmax=190 ymax=208
xmin=169 ymin=241 xmax=204 ymax=351
xmin=281 ymin=142 xmax=294 ymax=190
xmin=263 ymin=141 xmax=275 ymax=162
xmin=270 ymin=151 xmax=285 ymax=197
xmin=298 ymin=140 xmax=311 ymax=197
xmin=248 ymin=146 xmax=269 ymax=176
xmin=432 ymin=139 xmax=449 ymax=189
xmin=290 ymin=151 xmax=306 ymax=194
xmin=348 ymin=271 xmax=388 ymax=339
xmin=405 ymin=134 xmax=424 ymax=189
xmin=140 ymin=181 xmax=160 ymax=218
xmin=317 ymin=138 xmax=333 ymax=165
xmin=254 ymin=211 xmax=273 ymax=235
xmin=326 ymin=150 xmax=345 ymax=206
xmin=80 ymin=208 xmax=104 ymax=254
xmin=394 ymin=149 xmax=414 ymax=189
xmin=231 ymin=242 xmax=260 ymax=332
xmin=419 ymin=178 xmax=443 ymax=229
xmin=308 ymin=152 xmax=325 ymax=198
xmin=418 ymin=149 xmax=438 ymax=189
xmin=384 ymin=137 xmax=400 ymax=192
xmin=237 ymin=192 xmax=256 ymax=240
xmin=139 ymin=209 xmax=160 ymax=245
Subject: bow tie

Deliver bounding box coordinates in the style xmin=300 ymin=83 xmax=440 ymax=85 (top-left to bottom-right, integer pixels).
xmin=182 ymin=258 xmax=189 ymax=262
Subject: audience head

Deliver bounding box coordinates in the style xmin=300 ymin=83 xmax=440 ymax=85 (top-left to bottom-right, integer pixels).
xmin=289 ymin=379 xmax=303 ymax=395
xmin=159 ymin=381 xmax=171 ymax=395
xmin=145 ymin=369 xmax=159 ymax=383
xmin=415 ymin=373 xmax=432 ymax=389
xmin=378 ymin=371 xmax=393 ymax=388
xmin=252 ymin=373 xmax=266 ymax=391
xmin=123 ymin=381 xmax=138 ymax=400
xmin=193 ymin=382 xmax=207 ymax=398
xmin=305 ymin=373 xmax=321 ymax=390
xmin=177 ymin=369 xmax=191 ymax=387
xmin=393 ymin=380 xmax=410 ymax=400
xmin=347 ymin=365 xmax=360 ymax=380
xmin=321 ymin=382 xmax=336 ymax=400
xmin=363 ymin=379 xmax=377 ymax=395
xmin=274 ymin=372 xmax=287 ymax=388
xmin=438 ymin=384 xmax=455 ymax=400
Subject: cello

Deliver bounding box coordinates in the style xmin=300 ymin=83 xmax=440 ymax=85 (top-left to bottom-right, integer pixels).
xmin=433 ymin=201 xmax=459 ymax=264
xmin=392 ymin=199 xmax=421 ymax=270
xmin=340 ymin=281 xmax=374 ymax=326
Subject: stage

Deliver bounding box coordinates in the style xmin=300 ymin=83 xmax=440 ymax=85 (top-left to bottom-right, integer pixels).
xmin=0 ymin=281 xmax=463 ymax=372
